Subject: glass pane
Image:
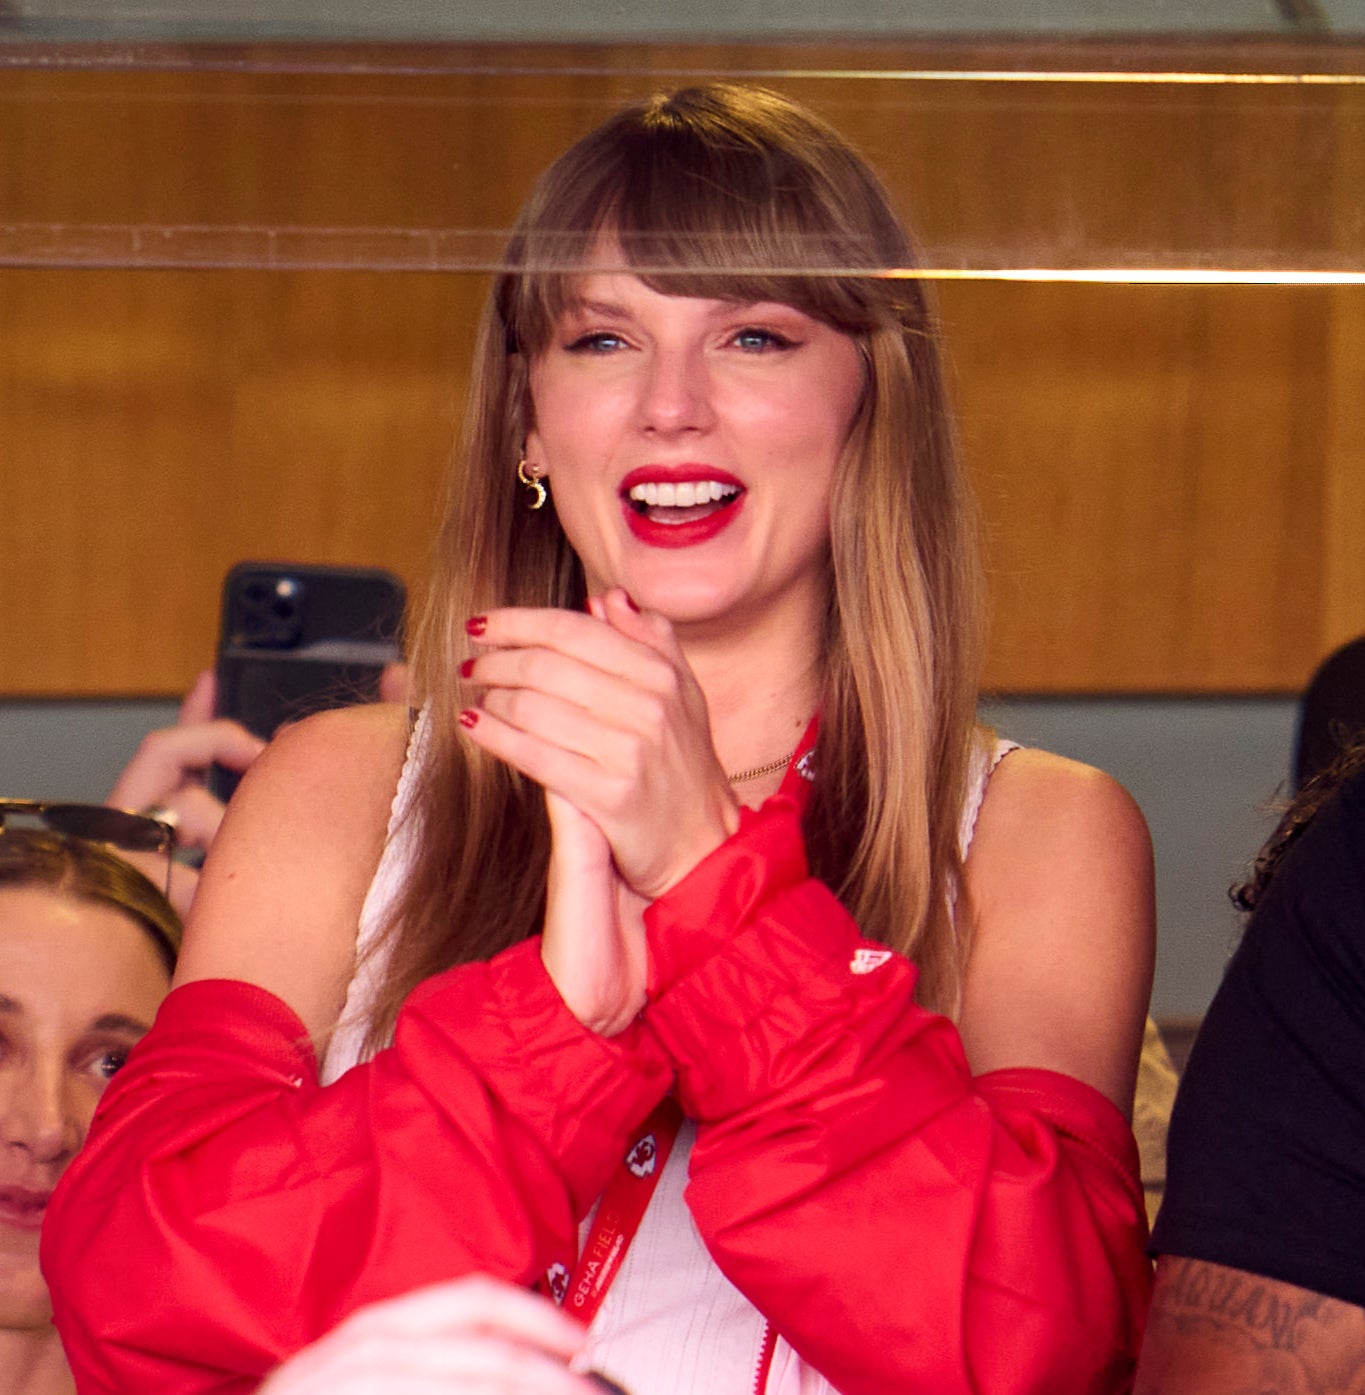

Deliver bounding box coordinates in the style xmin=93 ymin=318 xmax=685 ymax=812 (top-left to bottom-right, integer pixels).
xmin=0 ymin=0 xmax=1356 ymax=43
xmin=0 ymin=45 xmax=1362 ymax=277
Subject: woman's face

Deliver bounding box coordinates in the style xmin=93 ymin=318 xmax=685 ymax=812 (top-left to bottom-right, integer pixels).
xmin=525 ymin=261 xmax=865 ymax=633
xmin=0 ymin=886 xmax=169 ymax=1328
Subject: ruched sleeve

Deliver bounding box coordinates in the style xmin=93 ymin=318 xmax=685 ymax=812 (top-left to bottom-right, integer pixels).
xmin=642 ymin=796 xmax=1152 ymax=1395
xmin=42 ymin=939 xmax=673 ymax=1394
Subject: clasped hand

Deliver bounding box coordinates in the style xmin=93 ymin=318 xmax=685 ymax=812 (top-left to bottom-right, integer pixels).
xmin=459 ymin=590 xmax=740 ymax=1035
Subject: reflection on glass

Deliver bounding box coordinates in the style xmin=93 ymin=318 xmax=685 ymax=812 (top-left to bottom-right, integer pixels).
xmin=0 ymin=0 xmax=1354 ymax=44
xmin=0 ymin=47 xmax=1362 ymax=278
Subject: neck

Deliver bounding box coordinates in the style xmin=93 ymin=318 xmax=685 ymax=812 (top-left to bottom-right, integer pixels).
xmin=675 ymin=587 xmax=824 ymax=787
xmin=0 ymin=1324 xmax=74 ymax=1395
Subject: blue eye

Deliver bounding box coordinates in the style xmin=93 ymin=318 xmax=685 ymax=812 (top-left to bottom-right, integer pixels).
xmin=734 ymin=327 xmax=795 ymax=352
xmin=565 ymin=332 xmax=627 ymax=353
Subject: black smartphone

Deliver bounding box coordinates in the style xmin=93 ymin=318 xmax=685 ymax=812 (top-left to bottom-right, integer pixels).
xmin=209 ymin=562 xmax=406 ymax=801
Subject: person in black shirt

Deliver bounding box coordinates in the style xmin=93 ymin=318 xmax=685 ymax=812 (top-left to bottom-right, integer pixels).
xmin=1136 ymin=746 xmax=1365 ymax=1392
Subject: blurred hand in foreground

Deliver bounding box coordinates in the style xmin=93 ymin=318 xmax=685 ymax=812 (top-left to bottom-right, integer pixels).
xmin=257 ymin=1275 xmax=621 ymax=1395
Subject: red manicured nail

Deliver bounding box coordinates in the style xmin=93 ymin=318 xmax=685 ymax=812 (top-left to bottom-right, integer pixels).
xmin=459 ymin=709 xmax=479 ymax=729
xmin=465 ymin=615 xmax=488 ymax=637
xmin=459 ymin=658 xmax=475 ymax=679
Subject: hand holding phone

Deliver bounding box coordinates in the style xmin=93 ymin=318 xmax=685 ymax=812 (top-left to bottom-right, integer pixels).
xmin=210 ymin=562 xmax=406 ymax=800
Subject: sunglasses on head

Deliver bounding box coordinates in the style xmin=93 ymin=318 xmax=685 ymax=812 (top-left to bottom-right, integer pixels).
xmin=0 ymin=799 xmax=177 ymax=900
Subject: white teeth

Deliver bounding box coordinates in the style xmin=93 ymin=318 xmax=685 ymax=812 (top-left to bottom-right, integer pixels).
xmin=627 ymin=480 xmax=740 ymax=507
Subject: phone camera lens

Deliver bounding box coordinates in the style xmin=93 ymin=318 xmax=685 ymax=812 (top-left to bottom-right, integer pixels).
xmin=233 ymin=572 xmax=305 ymax=649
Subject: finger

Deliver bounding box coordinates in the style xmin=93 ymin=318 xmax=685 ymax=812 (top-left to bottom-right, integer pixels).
xmin=598 ymin=589 xmax=684 ymax=668
xmin=466 ymin=645 xmax=658 ymax=731
xmin=177 ymin=669 xmax=217 ymax=726
xmin=480 ymin=687 xmax=663 ymax=807
xmin=378 ymin=661 xmax=410 ymax=705
xmin=459 ymin=702 xmax=613 ymax=803
xmin=265 ymin=1338 xmax=599 ymax=1395
xmin=261 ymin=1280 xmax=592 ymax=1390
xmin=468 ymin=610 xmax=695 ymax=748
xmin=158 ymin=784 xmax=229 ymax=854
xmin=107 ymin=721 xmax=266 ymax=810
xmin=371 ymin=1275 xmax=587 ymax=1355
xmin=168 ymin=720 xmax=267 ymax=774
xmin=468 ymin=607 xmax=660 ymax=685
xmin=591 ymin=593 xmax=705 ymax=727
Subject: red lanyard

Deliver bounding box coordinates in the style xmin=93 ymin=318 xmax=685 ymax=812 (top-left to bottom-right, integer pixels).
xmin=543 ymin=1095 xmax=685 ymax=1327
xmin=540 ymin=720 xmax=816 ymax=1329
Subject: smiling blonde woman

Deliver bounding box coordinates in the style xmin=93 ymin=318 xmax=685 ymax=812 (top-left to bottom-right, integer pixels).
xmin=46 ymin=84 xmax=1154 ymax=1395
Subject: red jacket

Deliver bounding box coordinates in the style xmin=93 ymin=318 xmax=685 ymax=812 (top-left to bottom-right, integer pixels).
xmin=43 ymin=795 xmax=1150 ymax=1393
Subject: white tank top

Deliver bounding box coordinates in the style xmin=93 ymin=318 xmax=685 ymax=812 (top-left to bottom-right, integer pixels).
xmin=322 ymin=719 xmax=1018 ymax=1394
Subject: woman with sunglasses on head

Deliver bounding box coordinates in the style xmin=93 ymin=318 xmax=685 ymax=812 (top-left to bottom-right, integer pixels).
xmin=0 ymin=823 xmax=581 ymax=1395
xmin=46 ymin=83 xmax=1154 ymax=1394
xmin=0 ymin=827 xmax=177 ymax=1395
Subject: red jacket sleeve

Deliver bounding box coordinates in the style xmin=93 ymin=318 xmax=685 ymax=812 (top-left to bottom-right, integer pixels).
xmin=642 ymin=796 xmax=1152 ymax=1395
xmin=42 ymin=938 xmax=672 ymax=1395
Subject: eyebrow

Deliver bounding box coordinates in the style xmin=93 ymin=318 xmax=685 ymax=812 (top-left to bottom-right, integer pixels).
xmin=564 ymin=296 xmax=784 ymax=322
xmin=563 ymin=298 xmax=631 ymax=320
xmin=0 ymin=999 xmax=151 ymax=1035
xmin=90 ymin=1014 xmax=153 ymax=1036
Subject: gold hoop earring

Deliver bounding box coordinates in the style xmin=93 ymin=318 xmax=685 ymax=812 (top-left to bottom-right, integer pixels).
xmin=516 ymin=458 xmax=547 ymax=511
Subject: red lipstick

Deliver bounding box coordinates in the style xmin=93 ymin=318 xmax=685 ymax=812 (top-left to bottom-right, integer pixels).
xmin=619 ymin=466 xmax=745 ymax=549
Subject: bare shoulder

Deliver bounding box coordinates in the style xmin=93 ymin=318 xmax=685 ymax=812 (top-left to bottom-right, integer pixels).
xmin=238 ymin=701 xmax=412 ymax=807
xmin=971 ymin=747 xmax=1150 ymax=867
xmin=959 ymin=747 xmax=1155 ymax=1111
xmin=175 ymin=703 xmax=414 ymax=1047
xmin=1136 ymin=1256 xmax=1365 ymax=1394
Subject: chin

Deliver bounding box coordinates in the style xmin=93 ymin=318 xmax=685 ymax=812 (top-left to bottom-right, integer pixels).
xmin=612 ymin=559 xmax=734 ymax=611
xmin=634 ymin=585 xmax=740 ymax=628
xmin=0 ymin=1274 xmax=53 ymax=1330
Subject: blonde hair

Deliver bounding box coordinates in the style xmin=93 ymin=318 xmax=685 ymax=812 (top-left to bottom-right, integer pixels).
xmin=365 ymin=83 xmax=985 ymax=1045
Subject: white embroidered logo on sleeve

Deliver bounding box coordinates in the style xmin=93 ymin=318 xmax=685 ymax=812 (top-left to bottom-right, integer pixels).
xmin=625 ymin=1132 xmax=659 ymax=1179
xmin=850 ymin=948 xmax=893 ymax=975
xmin=546 ymin=1262 xmax=570 ymax=1304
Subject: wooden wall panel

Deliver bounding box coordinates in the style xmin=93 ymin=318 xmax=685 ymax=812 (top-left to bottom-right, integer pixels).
xmin=948 ymin=281 xmax=1333 ymax=691
xmin=0 ymin=40 xmax=1361 ymax=696
xmin=0 ymin=267 xmax=473 ymax=690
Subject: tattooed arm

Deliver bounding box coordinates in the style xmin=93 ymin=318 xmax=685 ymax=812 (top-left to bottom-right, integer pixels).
xmin=1135 ymin=1256 xmax=1365 ymax=1395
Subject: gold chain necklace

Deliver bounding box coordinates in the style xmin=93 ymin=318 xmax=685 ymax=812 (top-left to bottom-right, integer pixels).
xmin=726 ymin=748 xmax=798 ymax=786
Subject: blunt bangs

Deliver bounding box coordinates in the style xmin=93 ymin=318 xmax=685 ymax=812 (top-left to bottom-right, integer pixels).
xmin=495 ymin=85 xmax=923 ymax=357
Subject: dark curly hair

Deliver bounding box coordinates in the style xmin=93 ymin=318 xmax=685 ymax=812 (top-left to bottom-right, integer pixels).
xmin=1231 ymin=741 xmax=1365 ymax=914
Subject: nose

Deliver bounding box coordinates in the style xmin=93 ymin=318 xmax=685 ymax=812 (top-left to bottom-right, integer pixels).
xmin=0 ymin=1059 xmax=82 ymax=1167
xmin=637 ymin=342 xmax=715 ymax=437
